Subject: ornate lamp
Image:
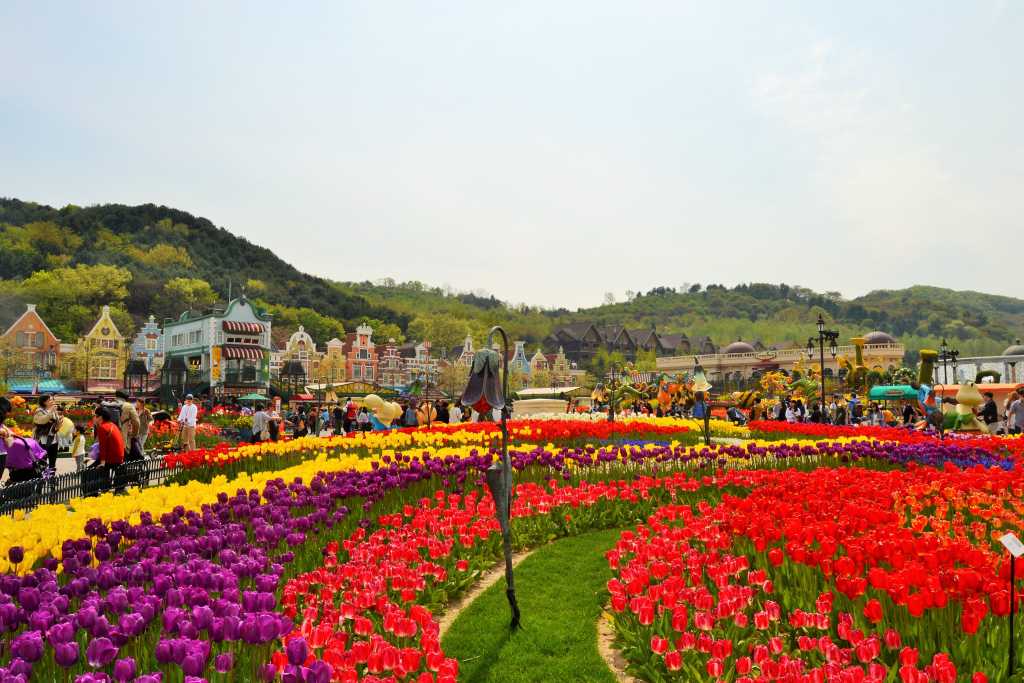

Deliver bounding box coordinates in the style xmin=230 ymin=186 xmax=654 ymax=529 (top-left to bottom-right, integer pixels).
xmin=460 ymin=325 xmax=520 ymax=629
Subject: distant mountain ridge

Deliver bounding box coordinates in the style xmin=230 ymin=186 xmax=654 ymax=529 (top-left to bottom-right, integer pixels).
xmin=0 ymin=198 xmax=1020 ymax=364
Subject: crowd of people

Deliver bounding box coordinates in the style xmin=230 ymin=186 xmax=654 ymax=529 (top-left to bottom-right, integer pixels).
xmin=0 ymin=389 xmax=163 ymax=498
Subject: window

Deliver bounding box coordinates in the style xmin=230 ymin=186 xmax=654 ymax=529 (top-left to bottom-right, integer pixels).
xmin=359 ymin=349 xmax=369 ymax=360
xmin=189 ymin=330 xmax=202 ymax=345
xmin=15 ymin=332 xmax=26 ymax=347
xmin=34 ymin=333 xmax=44 ymax=348
xmin=353 ymin=366 xmax=361 ymax=379
xmin=93 ymin=358 xmax=117 ymax=379
xmin=99 ymin=339 xmax=118 ymax=349
xmin=146 ymin=338 xmax=158 ymax=350
xmin=365 ymin=367 xmax=373 ymax=380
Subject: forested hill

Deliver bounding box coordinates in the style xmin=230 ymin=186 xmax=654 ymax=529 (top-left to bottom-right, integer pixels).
xmin=0 ymin=199 xmax=407 ymax=342
xmin=1 ymin=198 xmax=1021 ymax=362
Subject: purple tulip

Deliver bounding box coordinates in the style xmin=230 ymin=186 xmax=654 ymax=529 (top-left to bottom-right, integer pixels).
xmin=7 ymin=547 xmax=23 ymax=565
xmin=75 ymin=673 xmax=112 ymax=683
xmin=286 ymin=636 xmax=308 ymax=666
xmin=181 ymin=652 xmax=206 ymax=677
xmin=54 ymin=641 xmax=80 ymax=667
xmin=86 ymin=636 xmax=118 ymax=668
xmin=112 ymin=656 xmax=136 ymax=681
xmin=258 ymin=663 xmax=278 ymax=682
xmin=11 ymin=630 xmax=44 ymax=662
xmin=214 ymin=652 xmax=234 ymax=673
xmin=46 ymin=621 xmax=76 ymax=645
xmin=135 ymin=675 xmax=163 ymax=683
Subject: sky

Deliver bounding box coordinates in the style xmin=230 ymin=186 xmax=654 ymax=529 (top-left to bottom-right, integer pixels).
xmin=2 ymin=2 xmax=1022 ymax=310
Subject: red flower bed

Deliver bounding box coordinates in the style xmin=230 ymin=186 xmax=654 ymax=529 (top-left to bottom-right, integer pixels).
xmin=278 ymin=461 xmax=1024 ymax=681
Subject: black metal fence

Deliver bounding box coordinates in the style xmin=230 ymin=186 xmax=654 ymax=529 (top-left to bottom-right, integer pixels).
xmin=0 ymin=455 xmax=182 ymax=516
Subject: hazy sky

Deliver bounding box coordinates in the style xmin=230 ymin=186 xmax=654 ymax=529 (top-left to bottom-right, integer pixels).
xmin=2 ymin=2 xmax=1021 ymax=309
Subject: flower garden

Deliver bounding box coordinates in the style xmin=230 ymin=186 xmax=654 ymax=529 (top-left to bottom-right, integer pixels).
xmin=2 ymin=416 xmax=1024 ymax=682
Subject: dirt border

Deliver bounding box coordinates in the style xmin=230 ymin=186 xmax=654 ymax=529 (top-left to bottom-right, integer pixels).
xmin=597 ymin=606 xmax=643 ymax=683
xmin=437 ymin=549 xmax=534 ymax=638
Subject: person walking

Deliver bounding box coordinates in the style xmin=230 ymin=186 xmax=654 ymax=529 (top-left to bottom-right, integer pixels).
xmin=0 ymin=423 xmax=46 ymax=486
xmin=344 ymin=399 xmax=358 ymax=433
xmin=135 ymin=398 xmax=153 ymax=454
xmin=93 ymin=405 xmax=126 ymax=494
xmin=71 ymin=424 xmax=88 ymax=471
xmin=177 ymin=394 xmax=198 ymax=451
xmin=980 ymin=391 xmax=999 ymax=429
xmin=1008 ymin=390 xmax=1024 ymax=434
xmin=448 ymin=402 xmax=463 ymax=424
xmin=252 ymin=403 xmax=270 ymax=443
xmin=332 ymin=404 xmax=344 ymax=434
xmin=115 ymin=390 xmax=141 ymax=461
xmin=32 ymin=394 xmax=60 ymax=473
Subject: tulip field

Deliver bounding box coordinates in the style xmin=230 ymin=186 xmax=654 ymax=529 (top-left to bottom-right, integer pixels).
xmin=2 ymin=417 xmax=1024 ymax=681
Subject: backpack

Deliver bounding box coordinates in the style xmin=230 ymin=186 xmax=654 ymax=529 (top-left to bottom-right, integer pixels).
xmin=101 ymin=401 xmax=123 ymax=429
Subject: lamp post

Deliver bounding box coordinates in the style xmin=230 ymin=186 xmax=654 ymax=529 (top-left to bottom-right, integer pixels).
xmin=607 ymin=360 xmax=620 ymax=423
xmin=938 ymin=338 xmax=960 ymax=385
xmin=461 ymin=325 xmax=520 ymax=629
xmin=807 ymin=314 xmax=840 ymax=420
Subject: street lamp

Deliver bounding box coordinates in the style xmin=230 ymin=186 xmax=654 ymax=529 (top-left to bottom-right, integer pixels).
xmin=607 ymin=360 xmax=621 ymax=423
xmin=938 ymin=338 xmax=960 ymax=385
xmin=807 ymin=314 xmax=840 ymax=421
xmin=460 ymin=325 xmax=520 ymax=630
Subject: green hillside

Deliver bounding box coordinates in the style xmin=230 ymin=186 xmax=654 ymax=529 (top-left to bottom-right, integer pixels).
xmin=1 ymin=198 xmax=1020 ymax=365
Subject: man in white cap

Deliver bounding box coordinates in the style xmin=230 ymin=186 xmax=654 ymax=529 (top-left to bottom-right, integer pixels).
xmin=177 ymin=394 xmax=198 ymax=451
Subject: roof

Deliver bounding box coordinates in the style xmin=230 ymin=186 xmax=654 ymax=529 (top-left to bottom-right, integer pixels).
xmin=863 ymin=330 xmax=896 ymax=345
xmin=628 ymin=328 xmax=660 ymax=347
xmin=2 ymin=304 xmax=61 ymax=344
xmin=597 ymin=325 xmax=628 ymax=343
xmin=7 ymin=378 xmax=73 ymax=394
xmin=85 ymin=305 xmax=123 ymax=340
xmin=722 ymin=340 xmax=756 ymax=355
xmin=516 ymin=386 xmax=585 ymax=397
xmin=1004 ymin=340 xmax=1024 ymax=356
xmin=552 ymin=322 xmax=599 ymax=341
xmin=658 ymin=334 xmax=685 ymax=350
xmin=167 ymin=296 xmax=272 ymax=328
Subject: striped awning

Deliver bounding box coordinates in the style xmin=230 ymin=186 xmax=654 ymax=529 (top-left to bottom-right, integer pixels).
xmin=223 ymin=320 xmax=265 ymax=334
xmin=222 ymin=345 xmax=264 ymax=360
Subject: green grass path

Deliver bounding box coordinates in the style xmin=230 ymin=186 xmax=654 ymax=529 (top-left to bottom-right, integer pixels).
xmin=441 ymin=528 xmax=623 ymax=683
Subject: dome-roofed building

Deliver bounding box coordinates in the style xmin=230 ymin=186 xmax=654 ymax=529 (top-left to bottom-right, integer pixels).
xmin=863 ymin=331 xmax=897 ymax=345
xmin=722 ymin=339 xmax=756 ymax=355
xmin=1003 ymin=339 xmax=1024 ymax=356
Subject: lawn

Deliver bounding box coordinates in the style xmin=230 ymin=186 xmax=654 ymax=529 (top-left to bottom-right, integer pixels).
xmin=442 ymin=528 xmax=624 ymax=683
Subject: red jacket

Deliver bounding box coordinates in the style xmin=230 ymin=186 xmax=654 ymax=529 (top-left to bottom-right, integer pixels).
xmin=95 ymin=421 xmax=125 ymax=465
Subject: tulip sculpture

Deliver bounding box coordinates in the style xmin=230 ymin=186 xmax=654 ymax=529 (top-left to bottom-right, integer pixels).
xmin=460 ymin=325 xmax=521 ymax=630
xmin=691 ymin=358 xmax=713 ymax=445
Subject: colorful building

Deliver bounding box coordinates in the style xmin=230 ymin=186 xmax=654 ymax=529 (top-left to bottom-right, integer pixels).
xmin=130 ymin=315 xmax=165 ymax=373
xmin=378 ymin=339 xmax=404 ymax=388
xmin=403 ymin=341 xmax=439 ymax=385
xmin=1 ymin=304 xmax=65 ymax=393
xmin=508 ymin=341 xmax=530 ymax=376
xmin=78 ymin=305 xmax=126 ymax=394
xmin=161 ymin=296 xmax=272 ymax=401
xmin=270 ymin=326 xmax=322 ymax=381
xmin=344 ymin=325 xmax=377 ymax=383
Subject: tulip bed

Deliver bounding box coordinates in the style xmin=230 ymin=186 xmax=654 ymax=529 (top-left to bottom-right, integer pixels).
xmin=1 ymin=418 xmax=1024 ymax=682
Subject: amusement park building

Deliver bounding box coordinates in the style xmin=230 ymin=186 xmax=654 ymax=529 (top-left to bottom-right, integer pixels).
xmin=656 ymin=331 xmax=905 ymax=386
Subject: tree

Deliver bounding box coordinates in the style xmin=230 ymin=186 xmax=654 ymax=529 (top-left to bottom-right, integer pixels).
xmin=603 ymin=292 xmax=616 ymax=305
xmin=18 ymin=264 xmax=133 ymax=339
xmin=635 ymin=349 xmax=657 ymax=372
xmin=155 ymin=278 xmax=218 ymax=318
xmin=439 ymin=363 xmax=468 ymax=399
xmin=530 ymin=368 xmax=553 ymax=388
xmin=590 ymin=347 xmax=627 ymax=380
